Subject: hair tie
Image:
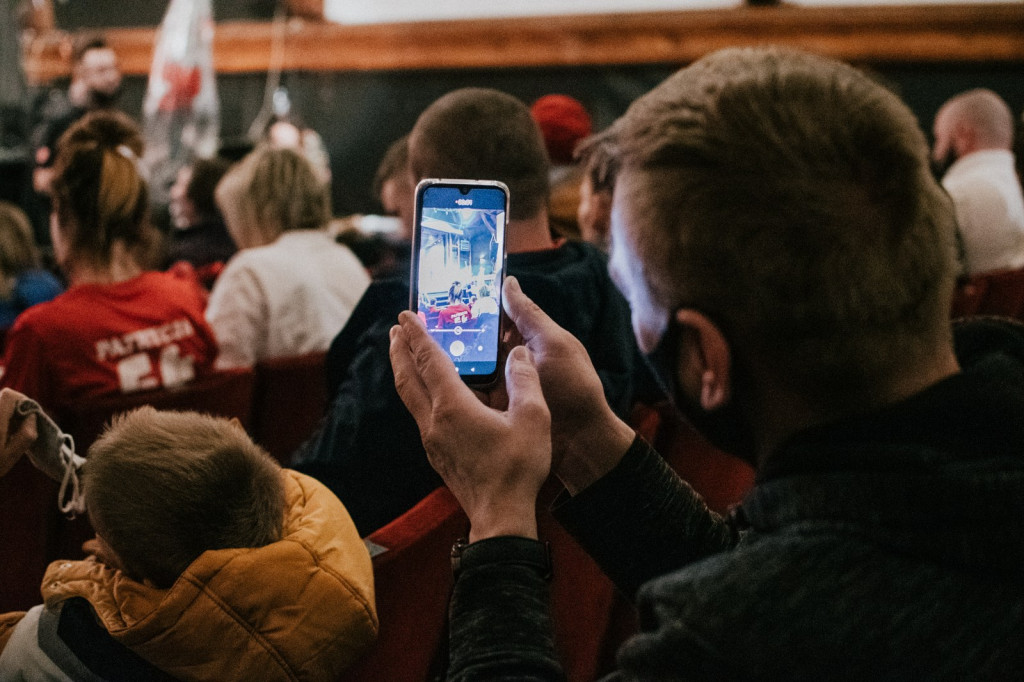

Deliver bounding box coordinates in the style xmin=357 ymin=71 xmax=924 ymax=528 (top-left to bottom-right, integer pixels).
xmin=116 ymin=144 xmax=137 ymax=161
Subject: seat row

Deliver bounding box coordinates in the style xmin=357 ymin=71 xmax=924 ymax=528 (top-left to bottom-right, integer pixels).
xmin=0 ymin=351 xmax=328 ymax=614
xmin=951 ymin=266 xmax=1024 ymax=319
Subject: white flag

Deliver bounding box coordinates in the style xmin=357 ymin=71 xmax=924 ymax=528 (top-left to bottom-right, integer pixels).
xmin=142 ymin=0 xmax=219 ymax=205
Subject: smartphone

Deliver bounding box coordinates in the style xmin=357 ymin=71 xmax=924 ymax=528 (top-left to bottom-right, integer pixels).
xmin=410 ymin=179 xmax=509 ymax=386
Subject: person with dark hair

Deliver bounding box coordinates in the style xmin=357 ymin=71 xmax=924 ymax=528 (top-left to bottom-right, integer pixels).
xmin=31 ymin=35 xmax=123 ymax=197
xmin=390 ymin=47 xmax=1022 ymax=679
xmin=372 ymin=134 xmax=415 ymax=238
xmin=0 ymin=201 xmax=62 ymax=328
xmin=0 ymin=400 xmax=377 ymax=680
xmin=337 ymin=134 xmax=415 ymax=279
xmin=0 ymin=110 xmax=217 ymax=411
xmin=292 ymin=87 xmax=641 ymax=536
xmin=164 ymin=156 xmax=236 ymax=270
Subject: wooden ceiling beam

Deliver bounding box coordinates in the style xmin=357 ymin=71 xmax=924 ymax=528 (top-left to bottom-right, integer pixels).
xmin=23 ymin=4 xmax=1024 ymax=84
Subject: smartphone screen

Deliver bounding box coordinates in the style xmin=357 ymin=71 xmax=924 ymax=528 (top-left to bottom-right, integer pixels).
xmin=410 ymin=179 xmax=509 ymax=386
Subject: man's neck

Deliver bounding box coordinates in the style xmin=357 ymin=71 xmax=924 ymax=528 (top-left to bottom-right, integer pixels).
xmin=506 ymin=212 xmax=557 ymax=254
xmin=753 ymin=340 xmax=962 ymax=465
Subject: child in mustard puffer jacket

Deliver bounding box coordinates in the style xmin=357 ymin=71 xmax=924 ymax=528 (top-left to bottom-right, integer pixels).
xmin=0 ymin=391 xmax=377 ymax=681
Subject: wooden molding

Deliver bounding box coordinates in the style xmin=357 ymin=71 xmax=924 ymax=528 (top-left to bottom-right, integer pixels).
xmin=23 ymin=4 xmax=1024 ymax=84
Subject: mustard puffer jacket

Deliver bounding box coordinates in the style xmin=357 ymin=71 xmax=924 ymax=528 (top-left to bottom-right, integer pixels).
xmin=4 ymin=469 xmax=377 ymax=681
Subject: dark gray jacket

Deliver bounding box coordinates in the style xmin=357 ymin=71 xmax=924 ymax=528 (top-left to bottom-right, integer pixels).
xmin=449 ymin=317 xmax=1024 ymax=680
xmin=292 ymin=240 xmax=642 ymax=536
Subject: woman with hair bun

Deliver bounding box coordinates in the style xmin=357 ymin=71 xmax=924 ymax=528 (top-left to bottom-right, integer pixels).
xmin=0 ymin=110 xmax=217 ymax=410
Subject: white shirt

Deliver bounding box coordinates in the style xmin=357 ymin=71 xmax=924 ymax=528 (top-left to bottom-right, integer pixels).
xmin=471 ymin=296 xmax=499 ymax=318
xmin=942 ymin=149 xmax=1024 ymax=275
xmin=206 ymin=230 xmax=370 ymax=368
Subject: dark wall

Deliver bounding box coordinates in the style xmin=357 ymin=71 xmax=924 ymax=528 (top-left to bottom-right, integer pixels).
xmin=29 ymin=0 xmax=1024 ymax=215
xmin=110 ymin=60 xmax=1024 ymax=217
xmin=53 ymin=0 xmax=275 ymax=28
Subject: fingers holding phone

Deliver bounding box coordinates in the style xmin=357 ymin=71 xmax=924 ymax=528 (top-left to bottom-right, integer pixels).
xmin=390 ymin=311 xmax=551 ymax=541
xmin=502 ymin=277 xmax=636 ymax=493
xmin=410 ymin=179 xmax=510 ymax=388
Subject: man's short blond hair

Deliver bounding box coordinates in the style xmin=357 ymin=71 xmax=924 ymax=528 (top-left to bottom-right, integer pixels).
xmin=83 ymin=408 xmax=285 ymax=588
xmin=610 ymin=47 xmax=958 ymax=406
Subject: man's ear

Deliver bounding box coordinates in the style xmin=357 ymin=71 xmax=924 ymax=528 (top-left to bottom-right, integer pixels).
xmin=952 ymin=119 xmax=976 ymax=157
xmin=593 ymin=192 xmax=613 ymax=242
xmin=674 ymin=309 xmax=731 ymax=411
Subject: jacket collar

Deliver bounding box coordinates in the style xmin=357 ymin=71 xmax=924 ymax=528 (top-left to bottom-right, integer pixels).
xmin=761 ymin=317 xmax=1024 ymax=482
xmin=738 ymin=318 xmax=1024 ymax=574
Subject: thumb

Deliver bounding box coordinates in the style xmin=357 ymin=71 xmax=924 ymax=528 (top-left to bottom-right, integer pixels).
xmin=503 ymin=276 xmax=557 ymax=344
xmin=504 ymin=345 xmax=550 ymax=426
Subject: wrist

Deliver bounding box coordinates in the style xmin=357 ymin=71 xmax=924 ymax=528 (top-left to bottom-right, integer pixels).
xmin=466 ymin=498 xmax=539 ymax=543
xmin=555 ymin=410 xmax=636 ymax=495
xmin=452 ymin=535 xmax=552 ymax=581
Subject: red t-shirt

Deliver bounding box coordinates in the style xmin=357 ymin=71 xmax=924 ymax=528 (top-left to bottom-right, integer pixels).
xmin=0 ymin=271 xmax=218 ymax=411
xmin=437 ymin=302 xmax=472 ymax=328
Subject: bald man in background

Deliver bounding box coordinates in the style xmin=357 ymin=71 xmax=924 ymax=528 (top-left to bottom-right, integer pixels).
xmin=933 ymin=89 xmax=1024 ymax=275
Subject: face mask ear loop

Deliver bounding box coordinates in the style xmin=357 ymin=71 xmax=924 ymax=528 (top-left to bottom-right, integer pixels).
xmin=56 ymin=432 xmax=87 ymax=518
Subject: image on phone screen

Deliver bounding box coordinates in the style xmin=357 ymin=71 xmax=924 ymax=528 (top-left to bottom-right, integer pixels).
xmin=412 ymin=180 xmax=508 ymax=384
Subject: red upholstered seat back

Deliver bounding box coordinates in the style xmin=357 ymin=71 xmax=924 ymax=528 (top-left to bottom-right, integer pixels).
xmin=56 ymin=368 xmax=256 ymax=451
xmin=632 ymin=401 xmax=755 ymax=516
xmin=342 ymin=487 xmax=466 ymax=681
xmin=343 ymin=480 xmax=639 ymax=681
xmin=0 ymin=458 xmax=58 ymax=612
xmin=953 ymin=267 xmax=1024 ymax=320
xmin=251 ymin=351 xmax=329 ymax=465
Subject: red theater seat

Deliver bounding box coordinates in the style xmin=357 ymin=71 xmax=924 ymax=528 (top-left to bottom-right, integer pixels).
xmin=0 ymin=458 xmax=58 ymax=612
xmin=953 ymin=267 xmax=1024 ymax=320
xmin=251 ymin=351 xmax=329 ymax=465
xmin=635 ymin=400 xmax=755 ymax=516
xmin=1 ymin=370 xmax=257 ymax=613
xmin=343 ymin=481 xmax=638 ymax=681
xmin=55 ymin=368 xmax=256 ymax=451
xmin=342 ymin=487 xmax=466 ymax=681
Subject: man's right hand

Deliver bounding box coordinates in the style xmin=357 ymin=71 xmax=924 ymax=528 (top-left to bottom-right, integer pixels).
xmin=502 ymin=276 xmax=636 ymax=494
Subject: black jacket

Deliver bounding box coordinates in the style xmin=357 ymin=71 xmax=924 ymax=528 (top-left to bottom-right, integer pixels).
xmin=292 ymin=240 xmax=642 ymax=536
xmin=448 ymin=317 xmax=1024 ymax=680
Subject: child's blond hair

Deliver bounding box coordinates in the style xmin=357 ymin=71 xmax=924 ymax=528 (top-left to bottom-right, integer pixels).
xmin=83 ymin=408 xmax=285 ymax=588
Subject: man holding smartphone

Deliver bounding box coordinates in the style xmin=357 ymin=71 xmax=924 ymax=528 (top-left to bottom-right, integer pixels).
xmin=390 ymin=47 xmax=1024 ymax=678
xmin=291 ymin=87 xmax=642 ymax=536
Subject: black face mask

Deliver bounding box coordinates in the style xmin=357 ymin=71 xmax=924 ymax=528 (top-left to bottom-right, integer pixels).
xmin=642 ymin=312 xmax=758 ymax=466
